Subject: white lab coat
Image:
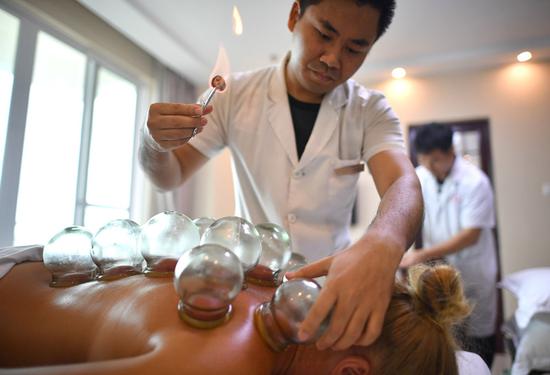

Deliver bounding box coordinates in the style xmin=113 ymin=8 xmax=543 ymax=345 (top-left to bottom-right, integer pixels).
xmin=417 ymin=157 xmax=498 ymax=337
xmin=457 ymin=351 xmax=491 ymax=375
xmin=190 ymin=55 xmax=404 ymax=262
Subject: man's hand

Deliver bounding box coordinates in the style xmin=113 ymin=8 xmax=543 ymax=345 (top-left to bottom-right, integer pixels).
xmin=400 ymin=228 xmax=482 ymax=270
xmin=144 ymin=103 xmax=213 ymax=152
xmin=399 ymin=248 xmax=426 ymax=268
xmin=139 ymin=103 xmax=212 ymax=190
xmin=285 ymin=151 xmax=422 ymax=351
xmin=286 ymin=235 xmax=402 ymax=351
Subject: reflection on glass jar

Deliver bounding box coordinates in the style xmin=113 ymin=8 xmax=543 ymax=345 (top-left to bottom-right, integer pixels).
xmin=201 ymin=216 xmax=261 ymax=273
xmin=139 ymin=211 xmax=200 ymax=277
xmin=254 ymin=279 xmax=329 ymax=351
xmin=274 ymin=252 xmax=308 ymax=285
xmin=43 ymin=226 xmax=97 ymax=287
xmin=91 ymin=219 xmax=144 ymax=281
xmin=247 ymin=223 xmax=292 ymax=286
xmin=192 ymin=216 xmax=215 ymax=239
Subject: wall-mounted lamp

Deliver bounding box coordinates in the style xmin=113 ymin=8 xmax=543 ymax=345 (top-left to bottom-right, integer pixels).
xmin=516 ymin=51 xmax=532 ymax=63
xmin=392 ymin=67 xmax=406 ymax=79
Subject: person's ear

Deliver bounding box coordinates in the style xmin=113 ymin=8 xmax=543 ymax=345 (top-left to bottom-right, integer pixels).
xmin=443 ymin=148 xmax=455 ymax=163
xmin=288 ymin=1 xmax=301 ymax=32
xmin=330 ymin=355 xmax=371 ymax=375
xmin=449 ymin=147 xmax=456 ymax=158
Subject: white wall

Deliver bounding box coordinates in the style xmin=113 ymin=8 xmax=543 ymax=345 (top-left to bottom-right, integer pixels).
xmin=369 ymin=61 xmax=550 ymax=317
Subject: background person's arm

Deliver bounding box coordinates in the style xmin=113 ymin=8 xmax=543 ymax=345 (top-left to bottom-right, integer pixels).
xmin=401 ymin=169 xmax=495 ymax=268
xmin=399 ymin=228 xmax=482 ymax=267
xmin=288 ymin=150 xmax=423 ymax=350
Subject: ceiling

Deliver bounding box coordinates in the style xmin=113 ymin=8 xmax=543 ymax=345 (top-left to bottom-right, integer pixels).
xmin=78 ymin=0 xmax=550 ymax=87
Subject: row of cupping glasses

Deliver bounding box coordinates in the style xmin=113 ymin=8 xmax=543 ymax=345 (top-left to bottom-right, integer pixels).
xmin=43 ymin=210 xmax=307 ymax=287
xmin=43 ymin=210 xmax=329 ymax=345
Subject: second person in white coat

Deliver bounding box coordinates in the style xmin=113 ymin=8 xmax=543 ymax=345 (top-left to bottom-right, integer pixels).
xmin=400 ymin=123 xmax=498 ymax=367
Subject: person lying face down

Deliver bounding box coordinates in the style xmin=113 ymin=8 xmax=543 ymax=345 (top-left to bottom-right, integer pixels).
xmin=0 ymin=261 xmax=473 ymax=375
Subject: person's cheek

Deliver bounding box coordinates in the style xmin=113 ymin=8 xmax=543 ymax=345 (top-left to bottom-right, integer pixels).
xmin=304 ymin=32 xmax=321 ymax=61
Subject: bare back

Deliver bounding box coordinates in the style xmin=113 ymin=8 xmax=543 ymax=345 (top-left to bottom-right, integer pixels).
xmin=0 ymin=262 xmax=285 ymax=375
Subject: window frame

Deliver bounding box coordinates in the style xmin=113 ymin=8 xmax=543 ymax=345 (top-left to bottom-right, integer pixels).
xmin=0 ymin=1 xmax=148 ymax=246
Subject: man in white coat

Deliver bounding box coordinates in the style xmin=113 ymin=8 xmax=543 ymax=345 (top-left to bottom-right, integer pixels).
xmin=400 ymin=123 xmax=498 ymax=367
xmin=140 ymin=0 xmax=423 ymax=351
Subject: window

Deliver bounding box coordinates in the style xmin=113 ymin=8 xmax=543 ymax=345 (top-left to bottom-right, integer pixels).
xmin=0 ymin=8 xmax=19 ymax=181
xmin=84 ymin=68 xmax=137 ymax=232
xmin=0 ymin=6 xmax=140 ymax=246
xmin=14 ymin=32 xmax=87 ymax=245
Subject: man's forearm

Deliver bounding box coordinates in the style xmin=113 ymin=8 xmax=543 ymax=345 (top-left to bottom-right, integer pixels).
xmin=366 ymin=173 xmax=423 ymax=251
xmin=420 ymin=228 xmax=481 ymax=261
xmin=138 ymin=142 xmax=183 ymax=191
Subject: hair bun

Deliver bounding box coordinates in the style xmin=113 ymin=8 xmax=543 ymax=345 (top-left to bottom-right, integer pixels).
xmin=408 ymin=265 xmax=471 ymax=327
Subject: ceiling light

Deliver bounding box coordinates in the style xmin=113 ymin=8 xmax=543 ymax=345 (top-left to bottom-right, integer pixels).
xmin=517 ymin=51 xmax=532 ymax=62
xmin=392 ymin=67 xmax=406 ymax=79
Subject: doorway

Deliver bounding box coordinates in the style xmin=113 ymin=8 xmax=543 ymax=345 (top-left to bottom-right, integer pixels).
xmin=408 ymin=118 xmax=504 ymax=353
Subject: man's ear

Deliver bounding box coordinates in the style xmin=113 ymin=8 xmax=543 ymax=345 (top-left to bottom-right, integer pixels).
xmin=288 ymin=1 xmax=301 ymax=32
xmin=330 ymin=355 xmax=371 ymax=375
xmin=449 ymin=147 xmax=456 ymax=158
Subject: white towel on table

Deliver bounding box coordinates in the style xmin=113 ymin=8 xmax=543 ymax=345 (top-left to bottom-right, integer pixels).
xmin=0 ymin=245 xmax=44 ymax=279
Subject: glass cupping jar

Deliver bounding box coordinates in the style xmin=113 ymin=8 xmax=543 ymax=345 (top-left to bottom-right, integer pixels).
xmin=247 ymin=223 xmax=292 ymax=286
xmin=200 ymin=216 xmax=262 ymax=274
xmin=254 ymin=278 xmax=329 ymax=351
xmin=174 ymin=244 xmax=244 ymax=329
xmin=43 ymin=226 xmax=97 ymax=287
xmin=91 ymin=219 xmax=144 ymax=281
xmin=139 ymin=211 xmax=200 ymax=276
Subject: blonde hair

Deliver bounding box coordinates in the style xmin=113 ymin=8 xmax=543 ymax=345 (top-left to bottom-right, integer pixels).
xmin=366 ymin=264 xmax=471 ymax=375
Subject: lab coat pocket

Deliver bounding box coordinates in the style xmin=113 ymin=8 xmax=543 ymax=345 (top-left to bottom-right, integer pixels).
xmin=329 ymin=159 xmax=363 ymax=215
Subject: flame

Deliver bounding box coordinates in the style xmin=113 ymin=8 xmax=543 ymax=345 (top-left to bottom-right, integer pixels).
xmin=232 ymin=6 xmax=243 ymax=36
xmin=209 ymin=44 xmax=231 ymax=91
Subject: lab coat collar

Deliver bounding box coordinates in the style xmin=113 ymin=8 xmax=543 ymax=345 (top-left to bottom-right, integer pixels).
xmin=267 ymin=52 xmax=348 ymax=169
xmin=432 ymin=157 xmax=466 ymax=203
xmin=267 ymin=53 xmax=299 ymax=166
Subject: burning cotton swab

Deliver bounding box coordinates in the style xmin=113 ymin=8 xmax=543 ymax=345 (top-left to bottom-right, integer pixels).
xmin=199 ymin=75 xmax=227 ymax=112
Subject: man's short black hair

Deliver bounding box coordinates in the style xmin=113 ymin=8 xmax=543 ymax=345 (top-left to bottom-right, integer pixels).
xmin=414 ymin=123 xmax=454 ymax=154
xmin=298 ymin=0 xmax=396 ymax=41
